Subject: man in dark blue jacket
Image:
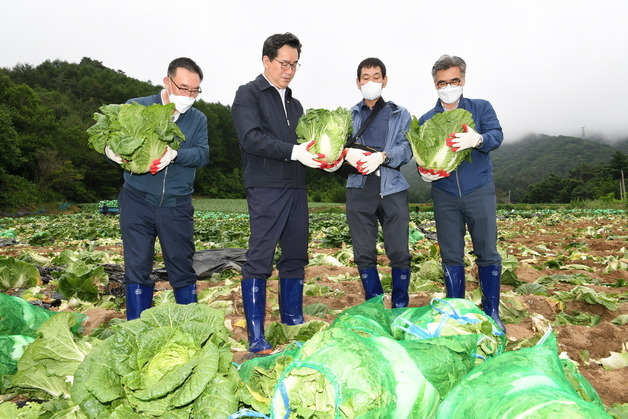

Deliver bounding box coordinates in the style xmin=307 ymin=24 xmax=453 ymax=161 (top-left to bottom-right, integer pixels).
xmin=342 ymin=58 xmax=413 ymax=308
xmin=232 ymin=33 xmax=324 ymax=353
xmin=105 ymin=57 xmax=209 ymax=320
xmin=418 ymin=54 xmax=505 ymax=331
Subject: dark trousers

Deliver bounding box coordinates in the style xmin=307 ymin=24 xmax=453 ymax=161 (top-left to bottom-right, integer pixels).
xmin=346 ymin=176 xmax=411 ymax=269
xmin=118 ymin=187 xmax=197 ymax=288
xmin=431 ymin=180 xmax=501 ymax=266
xmin=242 ymin=187 xmax=309 ymax=279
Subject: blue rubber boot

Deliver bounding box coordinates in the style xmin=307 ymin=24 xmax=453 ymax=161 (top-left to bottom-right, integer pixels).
xmin=359 ymin=267 xmax=384 ymax=301
xmin=173 ymin=283 xmax=197 ymax=305
xmin=241 ymin=278 xmax=272 ymax=354
xmin=279 ymin=278 xmax=304 ymax=325
xmin=125 ymin=283 xmax=154 ymax=320
xmin=443 ymin=265 xmax=466 ymax=298
xmin=391 ymin=268 xmax=410 ymax=308
xmin=478 ymin=265 xmax=506 ymax=332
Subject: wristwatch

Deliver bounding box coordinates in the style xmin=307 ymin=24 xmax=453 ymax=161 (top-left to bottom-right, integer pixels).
xmin=475 ymin=135 xmax=484 ymax=149
xmin=382 ymin=152 xmax=391 ymax=165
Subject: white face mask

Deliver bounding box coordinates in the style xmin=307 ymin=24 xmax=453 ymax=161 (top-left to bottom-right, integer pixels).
xmin=360 ymin=81 xmax=383 ymax=101
xmin=168 ymin=93 xmax=196 ymax=114
xmin=437 ymin=84 xmax=463 ymax=104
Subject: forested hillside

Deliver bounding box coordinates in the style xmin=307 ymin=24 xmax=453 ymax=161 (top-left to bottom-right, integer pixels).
xmin=0 ymin=58 xmax=344 ymax=212
xmin=0 ymin=58 xmax=625 ymax=211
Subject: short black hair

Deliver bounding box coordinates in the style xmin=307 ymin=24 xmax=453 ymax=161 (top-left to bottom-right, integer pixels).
xmin=357 ymin=57 xmax=387 ymax=79
xmin=262 ymin=33 xmax=302 ymax=60
xmin=167 ymin=57 xmax=204 ymax=81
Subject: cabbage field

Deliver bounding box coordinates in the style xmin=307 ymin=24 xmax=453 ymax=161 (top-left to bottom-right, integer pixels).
xmin=0 ymin=203 xmax=626 ymax=418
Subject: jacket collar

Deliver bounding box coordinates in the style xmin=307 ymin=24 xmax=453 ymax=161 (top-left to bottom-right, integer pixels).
xmin=351 ymin=98 xmax=400 ymax=114
xmin=254 ymin=73 xmax=293 ymax=100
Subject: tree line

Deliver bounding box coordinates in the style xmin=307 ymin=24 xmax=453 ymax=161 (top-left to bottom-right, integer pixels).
xmin=0 ymin=58 xmax=625 ymax=212
xmin=521 ymin=153 xmax=627 ymax=203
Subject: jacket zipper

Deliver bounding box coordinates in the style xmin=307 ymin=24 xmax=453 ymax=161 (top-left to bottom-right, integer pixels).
xmin=159 ymin=167 xmax=168 ymax=206
xmin=455 ymin=171 xmax=462 ymax=197
xmin=380 ymin=109 xmax=400 ymax=199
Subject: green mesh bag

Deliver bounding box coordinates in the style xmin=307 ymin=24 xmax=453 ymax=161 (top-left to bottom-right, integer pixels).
xmin=399 ymin=334 xmax=480 ymax=401
xmin=436 ymin=331 xmax=612 ymax=418
xmin=560 ymin=358 xmax=606 ymax=409
xmin=330 ymin=294 xmax=392 ymax=337
xmin=0 ymin=293 xmax=85 ymax=337
xmin=0 ymin=335 xmax=35 ymax=378
xmin=271 ymin=327 xmax=440 ymax=418
xmin=390 ymin=298 xmax=506 ymax=361
xmin=237 ymin=346 xmax=302 ymax=415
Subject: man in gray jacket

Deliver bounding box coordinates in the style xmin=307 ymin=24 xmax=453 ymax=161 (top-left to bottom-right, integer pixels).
xmin=340 ymin=57 xmax=413 ymax=308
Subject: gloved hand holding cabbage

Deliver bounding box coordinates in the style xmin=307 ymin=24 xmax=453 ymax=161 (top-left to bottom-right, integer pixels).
xmin=447 ymin=124 xmax=482 ymax=152
xmin=295 ymin=107 xmax=353 ymax=169
xmin=87 ymin=102 xmax=185 ymax=174
xmin=406 ymin=109 xmax=475 ymax=176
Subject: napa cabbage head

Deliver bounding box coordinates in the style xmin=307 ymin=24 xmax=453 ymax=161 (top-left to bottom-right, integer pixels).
xmin=406 ymin=109 xmax=475 ymax=173
xmin=71 ymin=303 xmax=240 ymax=418
xmin=296 ymin=107 xmax=352 ymax=163
xmin=87 ymin=102 xmax=185 ymax=174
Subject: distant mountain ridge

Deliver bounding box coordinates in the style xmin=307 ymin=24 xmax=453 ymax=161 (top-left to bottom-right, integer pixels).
xmin=402 ymin=134 xmax=626 ymax=203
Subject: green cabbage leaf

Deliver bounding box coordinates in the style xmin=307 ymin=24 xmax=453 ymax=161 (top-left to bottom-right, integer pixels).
xmin=87 ymin=102 xmax=185 ymax=173
xmin=296 ymin=107 xmax=352 ymax=163
xmin=406 ymin=109 xmax=475 ymax=173
xmin=71 ymin=303 xmax=239 ymax=418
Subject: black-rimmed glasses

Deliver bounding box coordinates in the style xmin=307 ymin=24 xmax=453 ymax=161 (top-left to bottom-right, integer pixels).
xmin=273 ymin=59 xmax=301 ymax=71
xmin=436 ymin=78 xmax=462 ymax=89
xmin=169 ymin=77 xmax=202 ymax=96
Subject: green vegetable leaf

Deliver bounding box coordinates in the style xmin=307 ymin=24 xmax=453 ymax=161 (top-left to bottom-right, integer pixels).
xmin=0 ymin=257 xmax=40 ymax=290
xmin=406 ymin=109 xmax=474 ymax=172
xmin=296 ymin=107 xmax=352 ymax=163
xmin=87 ymin=102 xmax=184 ymax=173
xmin=11 ymin=312 xmax=92 ymax=399
xmin=71 ymin=303 xmax=239 ymax=417
xmin=554 ymin=286 xmax=619 ymax=311
xmin=554 ymin=311 xmax=601 ymax=326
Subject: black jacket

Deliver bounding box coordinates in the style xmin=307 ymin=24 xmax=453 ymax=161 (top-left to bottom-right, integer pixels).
xmin=231 ymin=74 xmax=305 ymax=188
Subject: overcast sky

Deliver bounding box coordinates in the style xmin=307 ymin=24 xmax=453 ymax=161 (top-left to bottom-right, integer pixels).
xmin=3 ymin=0 xmax=627 ymax=142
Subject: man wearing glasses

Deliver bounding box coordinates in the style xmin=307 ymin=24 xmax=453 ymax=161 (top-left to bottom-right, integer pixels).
xmin=417 ymin=54 xmax=505 ymax=331
xmin=106 ymin=57 xmax=209 ymax=319
xmin=232 ymin=33 xmax=324 ymax=354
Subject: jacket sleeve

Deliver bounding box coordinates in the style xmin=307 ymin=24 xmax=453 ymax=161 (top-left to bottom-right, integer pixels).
xmin=174 ymin=111 xmax=209 ymax=168
xmin=232 ymin=84 xmax=294 ymax=161
xmin=475 ymin=101 xmax=503 ymax=153
xmin=385 ymin=108 xmax=413 ymax=168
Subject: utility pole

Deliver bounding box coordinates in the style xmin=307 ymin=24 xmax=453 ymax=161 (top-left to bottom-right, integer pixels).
xmin=580 ymin=126 xmax=587 ymax=139
xmin=621 ymin=169 xmax=626 ymax=201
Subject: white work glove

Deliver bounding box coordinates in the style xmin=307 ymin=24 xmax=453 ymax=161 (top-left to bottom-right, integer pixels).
xmin=345 ymin=147 xmax=369 ymax=167
xmin=150 ymin=146 xmax=178 ymax=175
xmin=293 ymin=140 xmax=325 ymax=169
xmin=321 ymin=149 xmax=348 ymax=172
xmin=356 ymin=151 xmax=385 ymax=175
xmin=104 ymin=145 xmax=123 ymax=164
xmin=418 ymin=166 xmax=449 ymax=183
xmin=447 ymin=124 xmax=482 ymax=152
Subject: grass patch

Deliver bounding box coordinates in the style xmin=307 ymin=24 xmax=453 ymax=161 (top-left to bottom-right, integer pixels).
xmin=192 ymin=198 xmax=345 ymax=214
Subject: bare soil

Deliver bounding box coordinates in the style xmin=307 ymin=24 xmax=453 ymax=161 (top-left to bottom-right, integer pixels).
xmin=5 ymin=216 xmax=627 ymax=408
